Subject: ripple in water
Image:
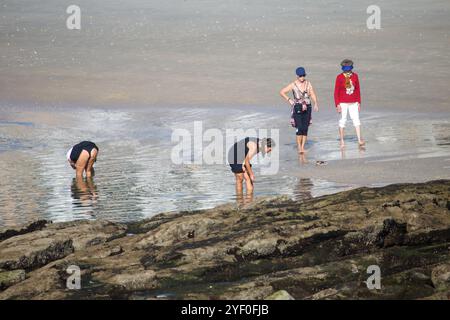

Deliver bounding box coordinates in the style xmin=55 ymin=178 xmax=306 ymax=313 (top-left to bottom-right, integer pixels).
xmin=0 ymin=107 xmax=449 ymax=227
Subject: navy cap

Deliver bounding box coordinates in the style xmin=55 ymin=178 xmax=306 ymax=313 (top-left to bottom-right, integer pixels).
xmin=295 ymin=67 xmax=306 ymax=77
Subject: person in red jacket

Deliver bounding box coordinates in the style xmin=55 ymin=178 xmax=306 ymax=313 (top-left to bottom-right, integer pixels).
xmin=334 ymin=59 xmax=365 ymax=148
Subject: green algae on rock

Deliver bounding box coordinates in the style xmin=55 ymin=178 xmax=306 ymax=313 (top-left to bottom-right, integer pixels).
xmin=0 ymin=180 xmax=449 ymax=300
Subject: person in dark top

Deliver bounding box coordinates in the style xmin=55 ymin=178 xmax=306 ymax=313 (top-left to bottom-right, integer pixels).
xmin=227 ymin=137 xmax=274 ymax=195
xmin=66 ymin=141 xmax=99 ymax=179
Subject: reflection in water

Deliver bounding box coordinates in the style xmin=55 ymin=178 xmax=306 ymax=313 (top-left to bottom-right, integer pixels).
xmin=1 ymin=106 xmax=449 ymax=228
xmin=293 ymin=178 xmax=313 ymax=201
xmin=298 ymin=152 xmax=308 ymax=165
xmin=236 ymin=193 xmax=254 ymax=206
xmin=71 ymin=178 xmax=98 ymax=209
xmin=340 ymin=147 xmax=346 ymax=160
xmin=358 ymin=145 xmax=366 ymax=157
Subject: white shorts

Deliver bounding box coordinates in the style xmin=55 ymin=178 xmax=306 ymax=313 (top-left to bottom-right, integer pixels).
xmin=339 ymin=102 xmax=361 ymax=128
xmin=66 ymin=147 xmax=73 ymax=161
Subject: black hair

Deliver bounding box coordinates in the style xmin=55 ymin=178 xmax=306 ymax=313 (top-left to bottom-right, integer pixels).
xmin=260 ymin=138 xmax=275 ymax=152
xmin=341 ymin=59 xmax=354 ymax=67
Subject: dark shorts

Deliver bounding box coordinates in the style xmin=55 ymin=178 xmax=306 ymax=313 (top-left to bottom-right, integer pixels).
xmin=293 ymin=104 xmax=312 ymax=136
xmin=70 ymin=141 xmax=98 ymax=163
xmin=230 ymin=163 xmax=251 ymax=174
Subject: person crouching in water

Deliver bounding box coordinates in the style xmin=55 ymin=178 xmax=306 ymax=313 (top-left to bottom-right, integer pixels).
xmin=280 ymin=67 xmax=319 ymax=154
xmin=67 ymin=141 xmax=99 ymax=179
xmin=334 ymin=59 xmax=365 ymax=148
xmin=228 ymin=137 xmax=274 ymax=195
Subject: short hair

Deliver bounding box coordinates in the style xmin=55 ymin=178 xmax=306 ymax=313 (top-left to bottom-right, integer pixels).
xmin=341 ymin=59 xmax=354 ymax=67
xmin=261 ymin=138 xmax=275 ymax=149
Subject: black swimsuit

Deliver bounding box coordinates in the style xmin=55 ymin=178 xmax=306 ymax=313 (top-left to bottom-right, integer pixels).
xmin=228 ymin=137 xmax=259 ymax=173
xmin=70 ymin=141 xmax=98 ymax=163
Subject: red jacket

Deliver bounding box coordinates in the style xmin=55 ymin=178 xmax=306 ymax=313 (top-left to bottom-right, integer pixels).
xmin=334 ymin=72 xmax=361 ymax=107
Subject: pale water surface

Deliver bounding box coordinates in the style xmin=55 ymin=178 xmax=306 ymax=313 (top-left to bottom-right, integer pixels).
xmin=0 ymin=105 xmax=449 ymax=228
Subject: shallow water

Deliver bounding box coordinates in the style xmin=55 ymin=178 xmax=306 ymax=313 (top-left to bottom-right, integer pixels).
xmin=0 ymin=105 xmax=449 ymax=228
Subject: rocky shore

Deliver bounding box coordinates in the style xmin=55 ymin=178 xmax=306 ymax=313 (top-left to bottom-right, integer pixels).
xmin=1 ymin=180 xmax=450 ymax=300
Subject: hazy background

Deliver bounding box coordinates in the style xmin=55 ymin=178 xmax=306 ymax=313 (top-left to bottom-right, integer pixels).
xmin=1 ymin=0 xmax=449 ymax=110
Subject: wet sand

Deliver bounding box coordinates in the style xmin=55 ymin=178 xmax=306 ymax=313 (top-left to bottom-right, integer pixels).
xmin=1 ymin=0 xmax=450 ymax=111
xmin=294 ymin=155 xmax=450 ymax=186
xmin=0 ymin=104 xmax=449 ymax=227
xmin=1 ymin=1 xmax=450 ymax=227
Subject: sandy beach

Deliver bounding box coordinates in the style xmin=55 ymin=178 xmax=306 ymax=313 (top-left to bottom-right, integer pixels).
xmin=1 ymin=0 xmax=450 ymax=303
xmin=1 ymin=0 xmax=450 ymax=111
xmin=0 ymin=0 xmax=449 ymax=230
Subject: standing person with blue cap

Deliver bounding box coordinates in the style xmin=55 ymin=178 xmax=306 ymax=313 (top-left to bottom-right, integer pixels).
xmin=279 ymin=67 xmax=319 ymax=154
xmin=334 ymin=59 xmax=365 ymax=149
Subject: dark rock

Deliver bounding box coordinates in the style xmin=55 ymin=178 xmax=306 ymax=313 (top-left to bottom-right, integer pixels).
xmin=431 ymin=263 xmax=450 ymax=291
xmin=0 ymin=220 xmax=49 ymax=242
xmin=1 ymin=180 xmax=450 ymax=299
xmin=0 ymin=270 xmax=26 ymax=290
xmin=374 ymin=219 xmax=407 ymax=248
xmin=109 ymin=246 xmax=123 ymax=256
xmin=0 ymin=240 xmax=74 ymax=271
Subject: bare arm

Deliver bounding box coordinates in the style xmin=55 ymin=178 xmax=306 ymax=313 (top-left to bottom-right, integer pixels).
xmin=75 ymin=164 xmax=84 ymax=179
xmin=85 ymin=158 xmax=95 ymax=178
xmin=334 ymin=75 xmax=342 ymax=113
xmin=68 ymin=160 xmax=76 ymax=170
xmin=243 ymin=141 xmax=258 ymax=181
xmin=279 ymin=83 xmax=295 ymax=107
xmin=308 ymin=82 xmax=319 ymax=111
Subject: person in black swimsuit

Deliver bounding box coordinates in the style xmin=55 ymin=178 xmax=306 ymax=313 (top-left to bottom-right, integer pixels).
xmin=227 ymin=137 xmax=274 ymax=195
xmin=66 ymin=141 xmax=99 ymax=179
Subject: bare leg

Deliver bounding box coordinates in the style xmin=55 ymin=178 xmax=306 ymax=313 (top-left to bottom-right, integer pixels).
xmin=339 ymin=127 xmax=345 ymax=149
xmin=244 ymin=192 xmax=254 ymax=204
xmin=298 ymin=135 xmax=306 ymax=154
xmin=235 ymin=173 xmax=244 ymax=196
xmin=301 ymin=135 xmax=307 ymax=152
xmin=85 ymin=148 xmax=98 ymax=178
xmin=75 ymin=150 xmax=90 ymax=179
xmin=296 ymin=136 xmax=302 ymax=154
xmin=243 ymin=171 xmax=254 ymax=194
xmin=355 ymin=125 xmax=365 ymax=146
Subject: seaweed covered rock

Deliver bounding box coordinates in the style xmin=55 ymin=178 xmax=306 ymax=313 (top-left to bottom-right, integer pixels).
xmin=1 ymin=180 xmax=449 ymax=300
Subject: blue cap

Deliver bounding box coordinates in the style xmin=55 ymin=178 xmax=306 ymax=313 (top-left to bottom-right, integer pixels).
xmin=342 ymin=65 xmax=353 ymax=72
xmin=295 ymin=67 xmax=306 ymax=77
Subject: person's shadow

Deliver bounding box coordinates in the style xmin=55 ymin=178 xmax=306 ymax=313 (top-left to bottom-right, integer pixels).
xmin=71 ymin=177 xmax=98 ymax=208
